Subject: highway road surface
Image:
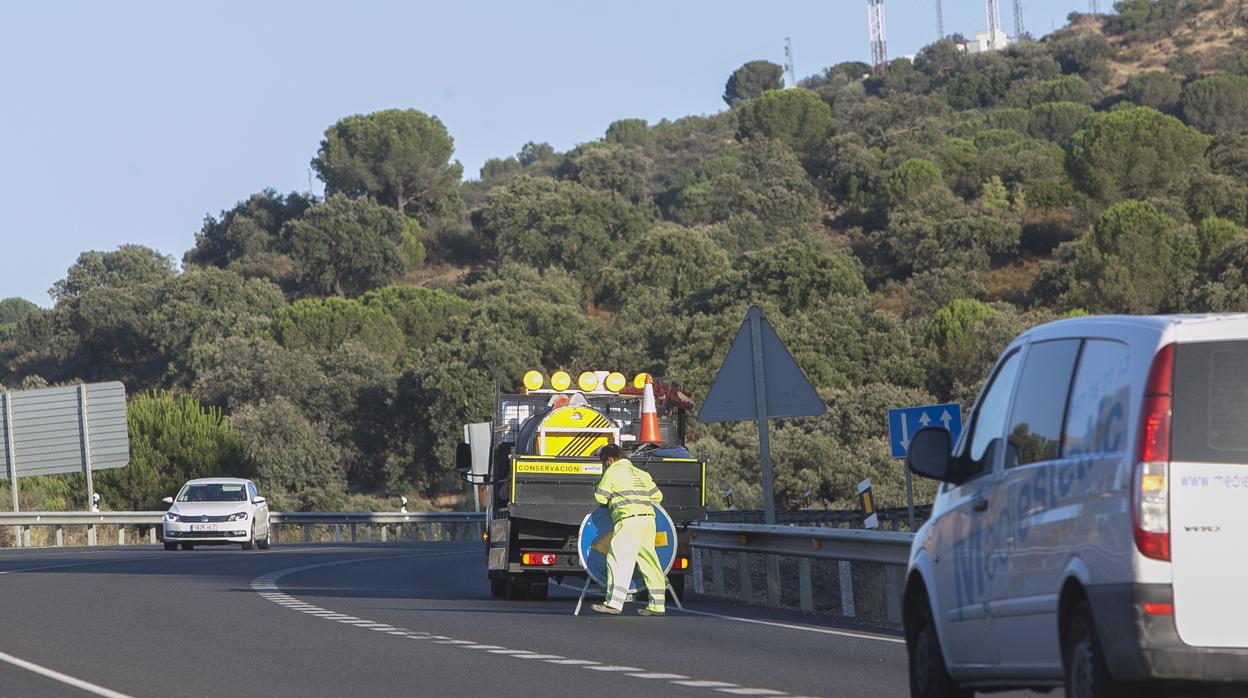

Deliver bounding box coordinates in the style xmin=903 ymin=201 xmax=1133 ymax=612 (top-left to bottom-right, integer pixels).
xmin=0 ymin=542 xmax=1038 ymax=698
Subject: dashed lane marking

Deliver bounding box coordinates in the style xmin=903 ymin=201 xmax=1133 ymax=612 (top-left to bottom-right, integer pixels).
xmin=250 ymin=550 xmax=810 ymax=697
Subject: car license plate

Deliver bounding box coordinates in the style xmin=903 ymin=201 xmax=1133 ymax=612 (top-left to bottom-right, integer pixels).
xmin=190 ymin=524 xmax=216 ymax=531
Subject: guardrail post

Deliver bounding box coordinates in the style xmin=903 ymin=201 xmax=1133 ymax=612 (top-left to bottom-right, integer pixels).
xmin=711 ymin=550 xmax=725 ymax=596
xmin=118 ymin=524 xmax=125 ymax=546
xmin=56 ymin=525 xmax=64 ymax=547
xmin=334 ymin=523 xmax=341 ymax=542
xmin=22 ymin=524 xmax=30 ymax=547
xmin=350 ymin=523 xmax=357 ymax=542
xmin=737 ymin=552 xmax=752 ymax=601
xmin=148 ymin=527 xmax=155 ymax=545
xmin=885 ymin=566 xmax=903 ymax=624
xmin=839 ymin=560 xmax=855 ymax=618
xmin=691 ymin=548 xmax=705 ymax=594
xmin=87 ymin=524 xmax=96 ymax=546
xmin=302 ymin=523 xmax=311 ymax=543
xmin=273 ymin=523 xmax=280 ymax=544
xmin=381 ymin=525 xmax=388 ymax=543
xmin=409 ymin=523 xmax=416 ymax=541
xmin=765 ymin=556 xmax=782 ymax=607
xmin=798 ymin=558 xmax=814 ymax=611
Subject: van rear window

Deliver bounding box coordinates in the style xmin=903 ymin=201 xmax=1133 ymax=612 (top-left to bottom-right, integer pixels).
xmin=1173 ymin=340 xmax=1248 ymax=463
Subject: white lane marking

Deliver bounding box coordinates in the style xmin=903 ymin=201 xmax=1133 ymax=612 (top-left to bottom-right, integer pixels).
xmin=0 ymin=649 xmax=135 ymax=698
xmin=250 ymin=551 xmax=807 ymax=697
xmin=673 ymin=607 xmax=904 ymax=645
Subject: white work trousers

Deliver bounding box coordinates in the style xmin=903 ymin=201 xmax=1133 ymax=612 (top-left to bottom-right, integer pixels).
xmin=605 ymin=514 xmax=666 ymax=612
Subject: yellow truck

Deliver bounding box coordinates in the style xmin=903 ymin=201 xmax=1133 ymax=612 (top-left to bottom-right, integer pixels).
xmin=458 ymin=370 xmax=707 ymax=600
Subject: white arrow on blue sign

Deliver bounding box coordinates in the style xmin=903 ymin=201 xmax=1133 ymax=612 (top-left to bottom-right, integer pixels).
xmin=887 ymin=403 xmax=963 ymax=459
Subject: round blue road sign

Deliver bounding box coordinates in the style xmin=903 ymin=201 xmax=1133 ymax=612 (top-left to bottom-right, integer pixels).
xmin=578 ymin=505 xmax=677 ymax=592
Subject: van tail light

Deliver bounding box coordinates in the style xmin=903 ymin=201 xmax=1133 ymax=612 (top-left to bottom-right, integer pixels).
xmin=1134 ymin=344 xmax=1174 ymax=562
xmin=1143 ymin=602 xmax=1174 ymax=616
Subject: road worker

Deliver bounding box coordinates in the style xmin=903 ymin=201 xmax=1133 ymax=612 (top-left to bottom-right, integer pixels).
xmin=590 ymin=443 xmax=667 ymax=616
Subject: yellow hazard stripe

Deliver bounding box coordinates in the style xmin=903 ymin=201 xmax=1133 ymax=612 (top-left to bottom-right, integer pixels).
xmin=556 ymin=431 xmax=608 ymax=457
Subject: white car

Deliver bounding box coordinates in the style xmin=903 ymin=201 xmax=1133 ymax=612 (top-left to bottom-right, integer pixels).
xmin=162 ymin=478 xmax=271 ymax=551
xmin=904 ymin=314 xmax=1248 ymax=697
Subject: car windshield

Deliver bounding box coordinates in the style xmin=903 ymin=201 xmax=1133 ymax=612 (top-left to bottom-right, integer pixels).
xmin=177 ymin=484 xmax=247 ymax=502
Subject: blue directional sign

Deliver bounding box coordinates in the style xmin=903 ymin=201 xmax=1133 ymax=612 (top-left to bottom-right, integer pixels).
xmin=888 ymin=403 xmax=963 ymax=459
xmin=578 ymin=505 xmax=676 ymax=592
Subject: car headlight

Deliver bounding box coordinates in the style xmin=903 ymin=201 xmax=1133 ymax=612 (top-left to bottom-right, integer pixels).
xmin=165 ymin=512 xmax=180 ymax=522
xmin=228 ymin=511 xmax=249 ymax=521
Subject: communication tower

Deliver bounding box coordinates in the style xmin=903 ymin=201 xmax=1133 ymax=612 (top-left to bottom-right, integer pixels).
xmin=935 ymin=0 xmax=945 ymax=39
xmin=868 ymin=0 xmax=887 ymax=76
xmin=1013 ymin=0 xmax=1025 ymax=39
xmin=784 ymin=37 xmax=797 ymax=88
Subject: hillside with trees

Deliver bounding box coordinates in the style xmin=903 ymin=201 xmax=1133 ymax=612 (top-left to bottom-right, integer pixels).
xmin=3 ymin=0 xmax=1247 ymax=514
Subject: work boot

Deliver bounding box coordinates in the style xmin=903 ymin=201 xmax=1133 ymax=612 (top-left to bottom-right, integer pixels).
xmin=638 ymin=607 xmax=665 ymax=617
xmin=590 ymin=603 xmax=621 ymax=615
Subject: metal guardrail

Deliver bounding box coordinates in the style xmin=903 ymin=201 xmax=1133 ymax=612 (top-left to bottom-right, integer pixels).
xmin=704 ymin=506 xmax=932 ymax=530
xmin=687 ymin=520 xmax=915 ymax=622
xmin=0 ymin=511 xmax=486 ymax=548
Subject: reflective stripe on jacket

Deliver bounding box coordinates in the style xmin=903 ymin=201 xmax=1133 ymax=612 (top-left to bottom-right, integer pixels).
xmin=593 ymin=458 xmax=663 ymax=522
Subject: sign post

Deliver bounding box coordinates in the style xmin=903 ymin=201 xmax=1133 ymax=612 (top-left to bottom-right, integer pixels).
xmin=887 ymin=403 xmax=962 ymax=528
xmin=699 ymin=307 xmax=826 ymax=606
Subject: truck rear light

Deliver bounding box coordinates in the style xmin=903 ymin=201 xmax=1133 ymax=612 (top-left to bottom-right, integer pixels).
xmin=521 ymin=553 xmax=556 ymax=566
xmin=1134 ymin=344 xmax=1173 ymax=562
xmin=675 ymin=556 xmax=689 ymax=570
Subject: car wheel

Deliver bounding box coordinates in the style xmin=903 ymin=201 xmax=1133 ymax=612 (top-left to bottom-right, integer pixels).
xmin=241 ymin=523 xmax=256 ymax=551
xmin=180 ymin=543 xmax=194 ymax=550
xmin=164 ymin=542 xmax=178 ymax=551
xmin=1064 ymin=601 xmax=1127 ymax=698
xmin=907 ymin=592 xmax=972 ymax=698
xmin=257 ymin=526 xmax=271 ymax=550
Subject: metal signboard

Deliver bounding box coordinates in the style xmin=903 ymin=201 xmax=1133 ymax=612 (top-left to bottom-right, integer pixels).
xmin=887 ymin=403 xmax=963 ymax=459
xmin=0 ymin=382 xmax=129 ymax=511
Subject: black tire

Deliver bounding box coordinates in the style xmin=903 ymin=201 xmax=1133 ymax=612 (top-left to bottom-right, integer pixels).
xmin=489 ymin=573 xmax=507 ymax=599
xmin=906 ymin=593 xmax=972 ymax=698
xmin=505 ymin=573 xmax=529 ymax=601
xmin=1064 ymin=601 xmax=1127 ymax=698
xmin=180 ymin=543 xmax=194 ymax=550
xmin=668 ymin=574 xmax=686 ymax=600
xmin=527 ymin=577 xmax=549 ymax=601
xmin=241 ymin=523 xmax=256 ymax=551
xmin=164 ymin=542 xmax=178 ymax=551
xmin=257 ymin=526 xmax=271 ymax=550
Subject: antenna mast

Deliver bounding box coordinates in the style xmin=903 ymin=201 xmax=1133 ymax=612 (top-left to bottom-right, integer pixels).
xmin=868 ymin=0 xmax=888 ymax=76
xmin=1089 ymin=0 xmax=1100 ymax=12
xmin=784 ymin=37 xmax=797 ymax=88
xmin=1013 ymin=0 xmax=1024 ymax=39
xmin=986 ymin=0 xmax=1002 ymax=49
xmin=935 ymin=0 xmax=945 ymax=39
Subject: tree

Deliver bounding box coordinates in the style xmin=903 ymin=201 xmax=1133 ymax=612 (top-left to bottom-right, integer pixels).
xmin=360 ymin=284 xmax=469 ymax=347
xmin=95 ymin=392 xmax=253 ymax=511
xmin=1063 ymin=201 xmax=1199 ymax=313
xmin=1027 ymin=75 xmax=1096 ymax=106
xmin=1125 ymin=71 xmax=1180 ymax=112
xmin=0 ymin=298 xmax=37 ymax=342
xmin=886 ymin=159 xmax=944 ymax=205
xmin=602 ymin=223 xmax=730 ymax=306
xmin=183 ymin=190 xmax=314 ymax=285
xmin=1028 ymin=101 xmax=1094 ymax=145
xmin=1195 ymin=216 xmax=1243 ymax=265
xmin=230 ymin=397 xmax=346 ymax=511
xmin=734 ymin=88 xmax=835 ymax=153
xmin=1188 ymin=237 xmax=1248 ymax=311
xmin=286 ymin=194 xmax=408 ymax=298
xmin=723 ymin=60 xmax=784 ymax=107
xmin=569 ymin=144 xmax=654 ymax=205
xmin=1068 ymin=108 xmax=1208 ymax=202
xmin=269 ymin=297 xmax=404 ymax=359
xmin=1208 ymin=134 xmax=1248 ymax=181
xmin=50 ymin=245 xmax=175 ymax=301
xmin=311 ymin=109 xmax=463 ymax=223
xmin=1182 ymin=74 xmax=1248 ymax=135
xmin=604 ymin=118 xmax=652 ymax=148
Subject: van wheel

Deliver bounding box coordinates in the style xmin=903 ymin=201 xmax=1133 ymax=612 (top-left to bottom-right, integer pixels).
xmin=907 ymin=594 xmax=972 ymax=698
xmin=1064 ymin=601 xmax=1126 ymax=698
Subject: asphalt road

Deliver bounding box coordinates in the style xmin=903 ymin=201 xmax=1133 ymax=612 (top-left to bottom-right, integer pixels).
xmin=0 ymin=542 xmax=1036 ymax=698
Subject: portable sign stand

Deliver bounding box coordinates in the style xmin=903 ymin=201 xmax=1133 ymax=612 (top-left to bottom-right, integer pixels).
xmin=698 ymin=306 xmax=826 ymax=604
xmin=573 ymin=505 xmax=682 ymax=616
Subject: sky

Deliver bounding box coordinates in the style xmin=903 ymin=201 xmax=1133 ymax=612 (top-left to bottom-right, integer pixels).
xmin=0 ymin=0 xmax=1093 ymax=306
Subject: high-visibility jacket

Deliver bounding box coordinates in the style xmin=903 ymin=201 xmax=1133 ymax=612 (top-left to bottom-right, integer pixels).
xmin=594 ymin=458 xmax=663 ymax=523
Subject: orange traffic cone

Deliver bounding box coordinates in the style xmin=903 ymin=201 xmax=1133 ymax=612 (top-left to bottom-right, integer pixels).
xmin=639 ymin=375 xmax=662 ymax=443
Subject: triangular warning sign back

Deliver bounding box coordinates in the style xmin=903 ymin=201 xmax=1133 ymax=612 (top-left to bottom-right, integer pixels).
xmin=697 ymin=306 xmax=826 ymax=423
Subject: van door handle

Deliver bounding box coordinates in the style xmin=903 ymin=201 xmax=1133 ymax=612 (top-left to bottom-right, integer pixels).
xmin=972 ymin=498 xmax=989 ymax=513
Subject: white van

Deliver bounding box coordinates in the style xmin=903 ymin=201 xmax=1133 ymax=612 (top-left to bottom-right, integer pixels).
xmin=903 ymin=314 xmax=1248 ymax=698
